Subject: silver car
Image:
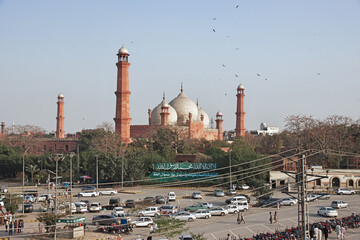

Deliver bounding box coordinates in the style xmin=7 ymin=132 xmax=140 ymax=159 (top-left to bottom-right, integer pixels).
xmin=209 ymin=207 xmax=228 ymax=216
xmin=214 ymin=189 xmax=225 ymax=197
xmin=194 ymin=209 xmax=211 ymax=219
xmin=172 ymin=211 xmax=196 ymax=222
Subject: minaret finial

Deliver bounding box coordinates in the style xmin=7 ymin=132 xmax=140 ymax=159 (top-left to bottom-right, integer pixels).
xmin=181 ymin=82 xmax=183 ymax=93
xmin=163 ymin=91 xmax=165 ymax=100
xmin=196 ymin=98 xmax=199 ymax=107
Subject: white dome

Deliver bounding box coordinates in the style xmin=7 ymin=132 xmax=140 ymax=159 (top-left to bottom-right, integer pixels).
xmin=58 ymin=93 xmax=64 ymax=98
xmin=237 ymin=84 xmax=244 ymax=90
xmin=119 ymin=46 xmax=129 ymax=54
xmin=197 ymin=107 xmax=210 ymax=128
xmin=169 ymin=91 xmax=198 ymax=126
xmin=216 ymin=111 xmax=223 ymax=116
xmin=151 ymin=98 xmax=177 ymax=126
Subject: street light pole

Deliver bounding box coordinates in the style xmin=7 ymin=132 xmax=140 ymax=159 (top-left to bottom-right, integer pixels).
xmin=121 ymin=154 xmax=124 ymax=189
xmin=53 ymin=154 xmax=64 ymax=240
xmin=69 ymin=152 xmax=75 ymax=218
xmin=95 ymin=155 xmax=99 ymax=191
xmin=22 ymin=155 xmax=25 ymax=214
xmin=229 ymin=148 xmax=232 ymax=189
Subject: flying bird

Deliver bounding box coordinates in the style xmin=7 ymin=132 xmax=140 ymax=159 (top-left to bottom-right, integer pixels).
xmin=235 ymin=74 xmax=239 ymax=78
xmin=257 ymin=73 xmax=260 ymax=76
xmin=213 ymin=18 xmax=216 ymax=20
xmin=236 ymin=5 xmax=239 ymax=8
xmin=235 ymin=48 xmax=239 ymax=50
xmin=226 ymin=36 xmax=230 ymax=38
xmin=213 ymin=29 xmax=216 ymax=32
xmin=265 ymin=78 xmax=268 ymax=81
xmin=225 ymin=93 xmax=227 ymax=96
xmin=222 ymin=64 xmax=226 ymax=67
xmin=317 ymin=73 xmax=320 ymax=75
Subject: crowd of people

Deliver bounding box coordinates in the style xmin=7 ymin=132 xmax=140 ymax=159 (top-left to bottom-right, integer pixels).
xmin=3 ymin=213 xmax=24 ymax=236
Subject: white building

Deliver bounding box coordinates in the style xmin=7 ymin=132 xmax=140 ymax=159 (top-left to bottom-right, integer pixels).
xmin=250 ymin=123 xmax=279 ymax=136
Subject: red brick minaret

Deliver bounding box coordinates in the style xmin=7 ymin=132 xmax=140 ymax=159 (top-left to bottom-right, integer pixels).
xmin=216 ymin=111 xmax=223 ymax=140
xmin=235 ymin=84 xmax=245 ymax=137
xmin=0 ymin=121 xmax=5 ymax=138
xmin=114 ymin=46 xmax=131 ymax=143
xmin=160 ymin=95 xmax=170 ymax=127
xmin=56 ymin=93 xmax=65 ymax=139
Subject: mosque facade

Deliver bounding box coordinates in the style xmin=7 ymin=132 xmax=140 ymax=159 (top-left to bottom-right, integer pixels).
xmin=114 ymin=46 xmax=224 ymax=143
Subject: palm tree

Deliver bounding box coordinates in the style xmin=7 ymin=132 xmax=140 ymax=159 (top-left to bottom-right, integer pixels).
xmin=26 ymin=164 xmax=39 ymax=183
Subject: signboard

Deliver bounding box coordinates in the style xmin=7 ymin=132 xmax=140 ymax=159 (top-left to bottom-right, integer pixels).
xmin=56 ymin=217 xmax=86 ymax=223
xmin=153 ymin=163 xmax=217 ymax=170
xmin=149 ymin=172 xmax=218 ymax=182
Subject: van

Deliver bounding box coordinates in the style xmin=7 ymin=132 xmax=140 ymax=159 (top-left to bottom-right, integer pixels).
xmin=109 ymin=197 xmax=121 ymax=208
xmin=225 ymin=196 xmax=248 ymax=204
xmin=236 ymin=201 xmax=249 ymax=211
xmin=74 ymin=202 xmax=88 ymax=213
xmin=168 ymin=192 xmax=176 ymax=201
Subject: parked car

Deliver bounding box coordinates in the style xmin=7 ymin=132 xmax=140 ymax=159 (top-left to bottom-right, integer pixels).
xmin=172 ymin=211 xmax=196 ymax=222
xmin=240 ymin=184 xmax=250 ymax=190
xmin=0 ymin=186 xmax=8 ymax=193
xmin=65 ymin=202 xmax=76 ymax=213
xmin=92 ymin=214 xmax=121 ymax=226
xmin=89 ymin=202 xmax=102 ymax=212
xmin=280 ymin=197 xmax=298 ymax=206
xmin=125 ymin=199 xmax=136 ymax=208
xmin=81 ymin=185 xmax=96 ymax=191
xmin=138 ymin=207 xmax=160 ymax=217
xmin=192 ymin=192 xmax=202 ymax=199
xmin=226 ymin=189 xmax=237 ymax=195
xmin=197 ymin=202 xmax=213 ymax=208
xmin=306 ymin=194 xmax=318 ymax=202
xmin=168 ymin=192 xmax=176 ymax=201
xmin=318 ymin=207 xmax=338 ymax=217
xmin=337 ymin=188 xmax=355 ymax=195
xmin=225 ymin=196 xmax=248 ymax=204
xmin=184 ymin=204 xmax=208 ymax=212
xmin=144 ymin=196 xmax=156 ymax=205
xmin=99 ymin=188 xmax=117 ymax=195
xmin=78 ymin=190 xmax=99 ymax=197
xmin=160 ymin=205 xmax=179 ymax=214
xmin=179 ymin=236 xmax=193 ymax=240
xmin=109 ymin=198 xmax=121 ymax=208
xmin=81 ymin=200 xmax=90 ymax=209
xmin=209 ymin=207 xmax=228 ymax=216
xmin=24 ymin=203 xmax=33 ymax=213
xmin=194 ymin=209 xmax=211 ymax=219
xmin=112 ymin=206 xmax=125 ymax=214
xmin=331 ymin=200 xmax=349 ymax=209
xmin=38 ymin=194 xmax=54 ymax=202
xmin=74 ymin=202 xmax=88 ymax=213
xmin=235 ymin=194 xmax=251 ymax=202
xmin=225 ymin=205 xmax=241 ymax=214
xmin=111 ymin=212 xmax=131 ymax=222
xmin=259 ymin=198 xmax=281 ymax=208
xmin=155 ymin=195 xmax=166 ymax=204
xmin=316 ymin=193 xmax=330 ymax=200
xmin=214 ymin=189 xmax=225 ymax=197
xmin=131 ymin=217 xmax=153 ymax=227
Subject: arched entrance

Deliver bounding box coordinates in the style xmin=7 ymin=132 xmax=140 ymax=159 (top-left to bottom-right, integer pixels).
xmin=332 ymin=177 xmax=340 ymax=188
xmin=348 ymin=179 xmax=354 ymax=188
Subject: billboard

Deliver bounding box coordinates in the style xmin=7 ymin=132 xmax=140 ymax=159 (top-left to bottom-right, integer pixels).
xmin=153 ymin=163 xmax=217 ymax=170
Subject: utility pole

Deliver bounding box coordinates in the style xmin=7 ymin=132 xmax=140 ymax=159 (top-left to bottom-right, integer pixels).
xmin=95 ymin=155 xmax=99 ymax=191
xmin=229 ymin=148 xmax=232 ymax=189
xmin=52 ymin=154 xmax=64 ymax=240
xmin=297 ymin=154 xmax=309 ymax=240
xmin=22 ymin=155 xmax=25 ymax=214
xmin=69 ymin=152 xmax=75 ymax=218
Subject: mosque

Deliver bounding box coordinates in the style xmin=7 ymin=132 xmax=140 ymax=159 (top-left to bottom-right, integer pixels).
xmin=113 ymin=46 xmax=246 ymax=143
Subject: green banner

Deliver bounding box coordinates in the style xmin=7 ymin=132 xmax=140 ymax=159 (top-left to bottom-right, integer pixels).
xmin=56 ymin=217 xmax=86 ymax=223
xmin=153 ymin=163 xmax=217 ymax=170
xmin=149 ymin=172 xmax=218 ymax=182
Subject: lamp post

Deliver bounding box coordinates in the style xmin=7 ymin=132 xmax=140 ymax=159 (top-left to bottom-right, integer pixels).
xmin=69 ymin=152 xmax=75 ymax=218
xmin=95 ymin=155 xmax=99 ymax=191
xmin=229 ymin=148 xmax=232 ymax=189
xmin=52 ymin=154 xmax=65 ymax=240
xmin=121 ymin=150 xmax=125 ymax=189
xmin=22 ymin=155 xmax=25 ymax=214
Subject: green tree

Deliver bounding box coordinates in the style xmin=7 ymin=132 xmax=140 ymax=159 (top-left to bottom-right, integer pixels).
xmin=153 ymin=218 xmax=189 ymax=239
xmin=191 ymin=232 xmax=207 ymax=240
xmin=3 ymin=194 xmax=22 ymax=214
xmin=26 ymin=164 xmax=39 ymax=183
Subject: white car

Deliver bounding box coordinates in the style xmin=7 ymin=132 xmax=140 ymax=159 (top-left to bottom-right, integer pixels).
xmin=99 ymin=188 xmax=117 ymax=195
xmin=172 ymin=211 xmax=196 ymax=222
xmin=337 ymin=188 xmax=355 ymax=195
xmin=38 ymin=194 xmax=54 ymax=202
xmin=241 ymin=184 xmax=250 ymax=190
xmin=74 ymin=202 xmax=88 ymax=213
xmin=214 ymin=189 xmax=225 ymax=197
xmin=24 ymin=195 xmax=35 ymax=203
xmin=168 ymin=192 xmax=176 ymax=201
xmin=306 ymin=194 xmax=318 ymax=202
xmin=138 ymin=207 xmax=160 ymax=217
xmin=226 ymin=189 xmax=237 ymax=195
xmin=89 ymin=202 xmax=102 ymax=212
xmin=225 ymin=196 xmax=248 ymax=204
xmin=331 ymin=200 xmax=348 ymax=209
xmin=192 ymin=192 xmax=202 ymax=199
xmin=225 ymin=204 xmax=241 ymax=214
xmin=194 ymin=209 xmax=211 ymax=219
xmin=198 ymin=202 xmax=213 ymax=208
xmin=209 ymin=207 xmax=228 ymax=216
xmin=281 ymin=197 xmax=298 ymax=206
xmin=78 ymin=191 xmax=99 ymax=197
xmin=112 ymin=212 xmax=132 ymax=222
xmin=112 ymin=207 xmax=125 ymax=214
xmin=131 ymin=217 xmax=153 ymax=227
xmin=318 ymin=207 xmax=338 ymax=217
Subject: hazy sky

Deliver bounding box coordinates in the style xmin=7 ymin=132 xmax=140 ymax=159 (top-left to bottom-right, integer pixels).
xmin=1 ymin=0 xmax=359 ymax=134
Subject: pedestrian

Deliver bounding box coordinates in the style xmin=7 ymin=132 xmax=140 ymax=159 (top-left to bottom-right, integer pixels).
xmin=323 ymin=226 xmax=329 ymax=240
xmin=9 ymin=221 xmax=13 ymax=235
xmin=318 ymin=225 xmax=322 ymax=240
xmin=4 ymin=218 xmax=8 ymax=232
xmin=274 ymin=211 xmax=278 ymax=223
xmin=226 ymin=233 xmax=232 ymax=240
xmin=239 ymin=212 xmax=245 ymax=224
xmin=149 ymin=224 xmax=153 ymax=234
xmin=18 ymin=219 xmax=23 ymax=233
xmin=14 ymin=220 xmax=18 ymax=234
xmin=269 ymin=212 xmax=273 ymax=224
xmin=340 ymin=225 xmax=346 ymax=240
xmin=310 ymin=227 xmax=315 ymax=240
xmin=335 ymin=224 xmax=341 ymax=239
xmin=314 ymin=225 xmax=319 ymax=239
xmin=38 ymin=222 xmax=43 ymax=233
xmin=154 ymin=222 xmax=158 ymax=231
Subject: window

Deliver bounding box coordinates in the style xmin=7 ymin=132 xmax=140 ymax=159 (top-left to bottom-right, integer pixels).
xmin=349 ymin=179 xmax=354 ymax=187
xmin=280 ymin=180 xmax=285 ymax=185
xmin=316 ymin=179 xmax=321 ymax=185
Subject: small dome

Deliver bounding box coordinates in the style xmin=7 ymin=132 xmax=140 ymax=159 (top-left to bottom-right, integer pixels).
xmin=151 ymin=98 xmax=178 ymax=126
xmin=216 ymin=111 xmax=223 ymax=116
xmin=169 ymin=91 xmax=198 ymax=126
xmin=118 ymin=46 xmax=129 ymax=54
xmin=58 ymin=93 xmax=64 ymax=98
xmin=237 ymin=84 xmax=244 ymax=90
xmin=197 ymin=107 xmax=210 ymax=128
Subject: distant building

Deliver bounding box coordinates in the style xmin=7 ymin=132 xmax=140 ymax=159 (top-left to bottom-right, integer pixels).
xmin=250 ymin=123 xmax=279 ymax=136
